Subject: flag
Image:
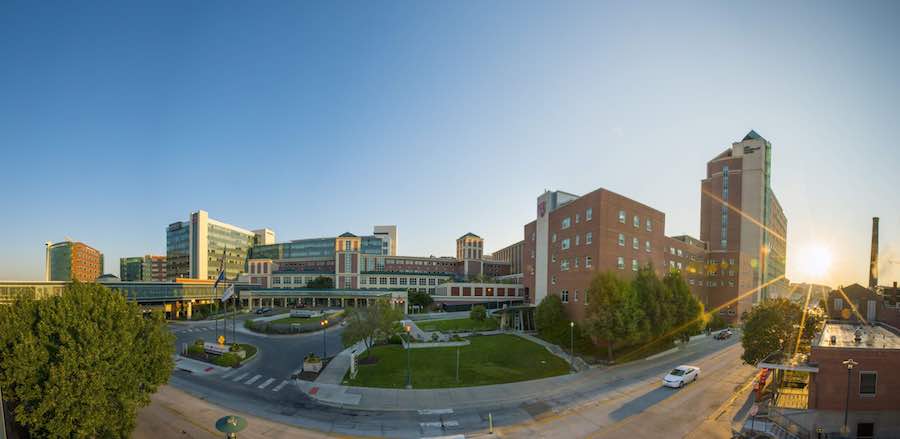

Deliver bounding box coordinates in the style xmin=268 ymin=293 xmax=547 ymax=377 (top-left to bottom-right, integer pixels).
xmin=213 ymin=247 xmax=226 ymax=289
xmin=221 ymin=284 xmax=235 ymax=302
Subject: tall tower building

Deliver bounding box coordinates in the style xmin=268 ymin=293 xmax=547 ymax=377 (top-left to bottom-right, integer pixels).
xmin=46 ymin=240 xmax=104 ymax=282
xmin=700 ymin=130 xmax=787 ymax=320
xmin=166 ymin=210 xmax=260 ymax=281
xmin=373 ymin=225 xmax=397 ymax=256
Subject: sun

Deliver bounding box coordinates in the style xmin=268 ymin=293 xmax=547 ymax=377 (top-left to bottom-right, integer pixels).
xmin=797 ymin=243 xmax=833 ymax=279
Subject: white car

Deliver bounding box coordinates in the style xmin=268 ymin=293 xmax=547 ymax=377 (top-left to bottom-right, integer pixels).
xmin=662 ymin=365 xmax=700 ymax=388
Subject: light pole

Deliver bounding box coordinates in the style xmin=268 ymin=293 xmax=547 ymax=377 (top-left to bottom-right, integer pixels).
xmin=570 ymin=321 xmax=575 ymax=372
xmin=405 ymin=324 xmax=412 ymax=389
xmin=321 ymin=319 xmax=329 ymax=359
xmin=842 ymin=359 xmax=858 ymax=436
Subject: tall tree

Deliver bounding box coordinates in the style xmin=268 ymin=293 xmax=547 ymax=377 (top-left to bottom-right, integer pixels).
xmin=740 ymin=298 xmax=823 ymax=365
xmin=632 ymin=265 xmax=673 ymax=339
xmin=663 ymin=271 xmax=704 ymax=343
xmin=535 ymin=295 xmax=565 ymax=336
xmin=0 ymin=282 xmax=174 ymax=438
xmin=341 ymin=299 xmax=403 ymax=355
xmin=584 ymin=271 xmax=643 ymax=361
xmin=408 ymin=290 xmax=433 ymax=310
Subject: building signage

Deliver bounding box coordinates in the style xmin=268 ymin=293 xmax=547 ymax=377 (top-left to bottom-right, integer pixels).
xmin=537 ymin=200 xmax=546 ymax=218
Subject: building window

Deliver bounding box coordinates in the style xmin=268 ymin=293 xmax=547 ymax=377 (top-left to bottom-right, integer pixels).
xmin=835 ymin=298 xmax=843 ymax=310
xmin=585 ymin=256 xmax=592 ymax=268
xmin=728 ymin=280 xmax=735 ymax=287
xmin=633 ymin=237 xmax=639 ymax=250
xmin=409 ymin=278 xmax=417 ymax=285
xmin=677 ymin=249 xmax=683 ymax=257
xmin=617 ymin=257 xmax=624 ymax=269
xmin=619 ymin=210 xmax=626 ymax=223
xmin=562 ymin=238 xmax=570 ymax=250
xmin=552 ymin=254 xmax=557 ymax=263
xmin=646 ymin=219 xmax=652 ymax=231
xmin=574 ymin=257 xmax=579 ymax=268
xmin=552 ymin=233 xmax=557 ymax=243
xmin=551 ymin=275 xmax=557 ymax=285
xmin=429 ymin=279 xmax=436 ymax=285
xmin=389 ymin=277 xmax=397 ymax=285
xmin=574 ymin=290 xmax=578 ymax=302
xmin=633 ymin=215 xmax=640 ymax=228
xmin=380 ymin=277 xmax=387 ymax=285
xmin=860 ymin=372 xmax=877 ymax=396
xmin=632 ymin=259 xmax=638 ymax=271
xmin=575 ymin=235 xmax=580 ymax=246
xmin=561 ymin=259 xmax=569 ymax=271
xmin=561 ymin=290 xmax=569 ymax=303
xmin=586 ymin=232 xmax=592 ymax=244
xmin=399 ymin=278 xmax=407 ymax=285
xmin=677 ymin=262 xmax=683 ymax=270
xmin=645 ymin=241 xmax=651 ymax=252
xmin=689 ymin=279 xmax=695 ymax=285
xmin=586 ymin=208 xmax=593 ymax=221
xmin=531 ymin=232 xmax=535 ymax=241
xmin=562 ymin=217 xmax=571 ymax=229
xmin=618 ymin=233 xmax=625 ymax=246
xmin=369 ymin=276 xmax=377 ymax=284
xmin=575 ymin=213 xmax=580 ymax=223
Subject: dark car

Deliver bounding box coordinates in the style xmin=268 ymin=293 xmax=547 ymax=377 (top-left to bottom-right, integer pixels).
xmin=255 ymin=307 xmax=271 ymax=315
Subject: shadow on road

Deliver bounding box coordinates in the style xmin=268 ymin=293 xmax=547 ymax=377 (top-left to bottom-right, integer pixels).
xmin=609 ymin=386 xmax=676 ymax=421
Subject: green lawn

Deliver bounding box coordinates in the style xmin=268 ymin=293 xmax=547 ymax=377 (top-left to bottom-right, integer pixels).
xmin=416 ymin=317 xmax=498 ymax=332
xmin=270 ymin=316 xmax=318 ymax=325
xmin=344 ymin=334 xmax=569 ymax=388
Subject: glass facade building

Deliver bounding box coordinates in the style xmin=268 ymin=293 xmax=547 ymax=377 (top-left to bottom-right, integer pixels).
xmin=166 ymin=221 xmax=191 ymax=280
xmin=47 ymin=241 xmax=103 ymax=282
xmin=166 ymin=210 xmax=260 ymax=281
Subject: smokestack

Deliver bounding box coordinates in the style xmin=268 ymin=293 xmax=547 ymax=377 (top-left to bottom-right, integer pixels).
xmin=869 ymin=217 xmax=879 ymax=289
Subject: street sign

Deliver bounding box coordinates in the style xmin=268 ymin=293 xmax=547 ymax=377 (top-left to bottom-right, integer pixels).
xmin=218 ymin=335 xmax=225 ymax=345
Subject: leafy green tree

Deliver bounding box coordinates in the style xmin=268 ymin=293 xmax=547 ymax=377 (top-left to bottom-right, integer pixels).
xmin=535 ymin=295 xmax=565 ymax=336
xmin=341 ymin=299 xmax=403 ymax=355
xmin=584 ymin=271 xmax=643 ymax=361
xmin=307 ymin=276 xmax=334 ymax=289
xmin=0 ymin=282 xmax=174 ymax=438
xmin=408 ymin=290 xmax=433 ymax=311
xmin=632 ymin=265 xmax=673 ymax=340
xmin=663 ymin=271 xmax=704 ymax=343
xmin=470 ymin=305 xmax=487 ymax=321
xmin=740 ymin=298 xmax=824 ymax=365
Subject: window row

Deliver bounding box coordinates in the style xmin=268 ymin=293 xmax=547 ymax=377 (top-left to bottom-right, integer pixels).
xmin=557 ymin=256 xmax=593 ymax=272
xmin=559 ymin=232 xmax=593 ymax=250
xmin=360 ymin=276 xmax=442 ymax=286
xmin=618 ymin=210 xmax=653 ymax=232
xmin=560 ymin=208 xmax=593 ymax=230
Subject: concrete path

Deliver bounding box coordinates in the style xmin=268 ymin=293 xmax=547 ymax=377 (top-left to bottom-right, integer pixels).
xmin=173 ymin=355 xmax=230 ymax=375
xmin=515 ymin=332 xmax=590 ymax=372
xmin=314 ymin=340 xmax=367 ymax=384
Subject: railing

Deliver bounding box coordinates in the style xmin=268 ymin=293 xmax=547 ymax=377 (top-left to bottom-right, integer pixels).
xmin=766 ymin=406 xmax=811 ymax=439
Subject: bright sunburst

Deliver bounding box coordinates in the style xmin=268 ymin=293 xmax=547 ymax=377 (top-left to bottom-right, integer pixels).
xmin=797 ymin=243 xmax=833 ymax=279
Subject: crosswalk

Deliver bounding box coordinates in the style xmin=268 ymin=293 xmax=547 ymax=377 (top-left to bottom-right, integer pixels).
xmin=221 ymin=369 xmax=292 ymax=393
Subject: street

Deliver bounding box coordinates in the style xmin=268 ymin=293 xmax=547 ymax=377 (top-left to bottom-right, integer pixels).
xmin=140 ymin=323 xmax=755 ymax=438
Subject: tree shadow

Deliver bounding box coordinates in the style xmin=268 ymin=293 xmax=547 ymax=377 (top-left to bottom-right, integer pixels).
xmin=609 ymin=386 xmax=677 ymax=421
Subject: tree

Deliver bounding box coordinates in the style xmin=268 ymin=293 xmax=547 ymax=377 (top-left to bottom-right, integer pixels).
xmin=307 ymin=276 xmax=334 ymax=289
xmin=470 ymin=305 xmax=487 ymax=321
xmin=408 ymin=290 xmax=433 ymax=311
xmin=0 ymin=282 xmax=174 ymax=438
xmin=740 ymin=298 xmax=824 ymax=365
xmin=341 ymin=299 xmax=403 ymax=355
xmin=535 ymin=295 xmax=565 ymax=336
xmin=584 ymin=271 xmax=643 ymax=361
xmin=632 ymin=265 xmax=673 ymax=340
xmin=663 ymin=271 xmax=704 ymax=343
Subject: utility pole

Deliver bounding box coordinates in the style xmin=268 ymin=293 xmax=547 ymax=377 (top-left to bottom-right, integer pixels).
xmin=570 ymin=321 xmax=575 ymax=372
xmin=842 ymin=359 xmax=858 ymax=436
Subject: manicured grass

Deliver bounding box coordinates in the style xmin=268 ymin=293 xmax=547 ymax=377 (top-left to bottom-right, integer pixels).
xmin=416 ymin=317 xmax=498 ymax=332
xmin=270 ymin=316 xmax=318 ymax=325
xmin=344 ymin=334 xmax=569 ymax=388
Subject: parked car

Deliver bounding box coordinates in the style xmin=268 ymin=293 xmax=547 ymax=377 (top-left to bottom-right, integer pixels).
xmin=255 ymin=307 xmax=271 ymax=315
xmin=714 ymin=329 xmax=733 ymax=340
xmin=662 ymin=365 xmax=700 ymax=388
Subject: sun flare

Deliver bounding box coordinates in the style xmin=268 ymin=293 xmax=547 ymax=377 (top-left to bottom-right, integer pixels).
xmin=797 ymin=243 xmax=833 ymax=279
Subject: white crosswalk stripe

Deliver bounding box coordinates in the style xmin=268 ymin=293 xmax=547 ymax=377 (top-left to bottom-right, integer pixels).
xmin=244 ymin=374 xmax=262 ymax=385
xmin=232 ymin=373 xmax=249 ymax=382
xmin=272 ymin=380 xmax=290 ymax=392
xmin=221 ymin=369 xmax=238 ymax=378
xmin=257 ymin=378 xmax=275 ymax=389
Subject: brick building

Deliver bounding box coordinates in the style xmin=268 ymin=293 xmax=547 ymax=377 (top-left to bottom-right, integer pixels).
xmin=45 ymin=240 xmax=104 ymax=282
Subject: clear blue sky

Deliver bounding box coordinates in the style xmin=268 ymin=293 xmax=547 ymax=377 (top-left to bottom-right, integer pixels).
xmin=2 ymin=1 xmax=898 ymax=287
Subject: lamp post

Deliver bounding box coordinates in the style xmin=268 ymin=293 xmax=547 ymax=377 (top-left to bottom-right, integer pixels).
xmin=569 ymin=321 xmax=575 ymax=372
xmin=215 ymin=415 xmax=247 ymax=438
xmin=405 ymin=324 xmax=412 ymax=389
xmin=321 ymin=319 xmax=329 ymax=359
xmin=842 ymin=359 xmax=858 ymax=436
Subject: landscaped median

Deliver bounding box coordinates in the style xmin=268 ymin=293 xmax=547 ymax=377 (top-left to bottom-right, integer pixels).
xmin=245 ymin=309 xmax=344 ymax=334
xmin=184 ymin=340 xmax=258 ymax=368
xmin=342 ymin=334 xmax=569 ymax=388
xmin=415 ymin=317 xmax=499 ymax=332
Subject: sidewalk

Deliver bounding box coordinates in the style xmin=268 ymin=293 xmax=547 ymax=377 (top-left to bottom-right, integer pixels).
xmin=315 ymin=340 xmax=366 ymax=384
xmin=515 ymin=332 xmax=590 ymax=372
xmin=134 ymin=385 xmax=331 ymax=439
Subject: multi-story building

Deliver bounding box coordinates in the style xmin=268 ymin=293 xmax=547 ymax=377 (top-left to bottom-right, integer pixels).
xmin=523 ymin=188 xmax=707 ymax=322
xmin=119 ymin=255 xmax=167 ymax=281
xmin=492 ymin=240 xmax=524 ymax=275
xmin=166 ymin=210 xmax=263 ymax=281
xmin=373 ymin=225 xmax=398 ymax=256
xmin=700 ymin=130 xmax=788 ymax=320
xmin=45 ymin=240 xmax=104 ymax=282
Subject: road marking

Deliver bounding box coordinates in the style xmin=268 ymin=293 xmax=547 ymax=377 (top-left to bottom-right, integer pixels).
xmin=232 ymin=373 xmax=249 ymax=382
xmin=272 ymin=380 xmax=289 ymax=392
xmin=420 ymin=421 xmax=459 ymax=428
xmin=418 ymin=408 xmax=454 ymax=415
xmin=258 ymin=378 xmax=275 ymax=389
xmin=245 ymin=374 xmax=262 ymax=385
xmin=222 ymin=369 xmax=237 ymax=378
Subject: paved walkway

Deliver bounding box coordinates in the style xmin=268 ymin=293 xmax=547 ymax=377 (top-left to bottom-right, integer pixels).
xmin=314 ymin=340 xmax=367 ymax=384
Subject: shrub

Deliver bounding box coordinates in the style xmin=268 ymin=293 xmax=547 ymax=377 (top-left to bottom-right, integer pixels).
xmin=706 ymin=313 xmax=728 ymax=331
xmin=535 ymin=295 xmax=564 ymax=335
xmin=388 ymin=334 xmax=403 ymax=345
xmin=229 ymin=343 xmax=241 ymax=352
xmin=193 ymin=338 xmax=205 ymax=346
xmin=470 ymin=305 xmax=487 ymax=321
xmin=213 ymin=353 xmax=241 ymax=367
xmin=186 ymin=344 xmax=205 ymax=357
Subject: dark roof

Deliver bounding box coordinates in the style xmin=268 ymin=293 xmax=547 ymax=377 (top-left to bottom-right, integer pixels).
xmin=338 ymin=232 xmax=357 ymax=238
xmin=743 ymin=130 xmax=765 ymax=141
xmin=458 ymin=232 xmax=481 ymax=240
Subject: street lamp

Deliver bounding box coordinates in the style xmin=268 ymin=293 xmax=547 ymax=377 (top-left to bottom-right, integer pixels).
xmin=842 ymin=359 xmax=858 ymax=435
xmin=569 ymin=321 xmax=575 ymax=372
xmin=215 ymin=415 xmax=247 ymax=439
xmin=321 ymin=319 xmax=329 ymax=359
xmin=405 ymin=324 xmax=412 ymax=389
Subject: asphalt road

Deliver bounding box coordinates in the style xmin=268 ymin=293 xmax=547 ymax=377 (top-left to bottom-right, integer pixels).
xmin=166 ymin=320 xmax=753 ymax=438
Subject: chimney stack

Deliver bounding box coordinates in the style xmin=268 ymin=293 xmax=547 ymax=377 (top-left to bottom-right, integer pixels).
xmin=869 ymin=217 xmax=879 ymax=289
